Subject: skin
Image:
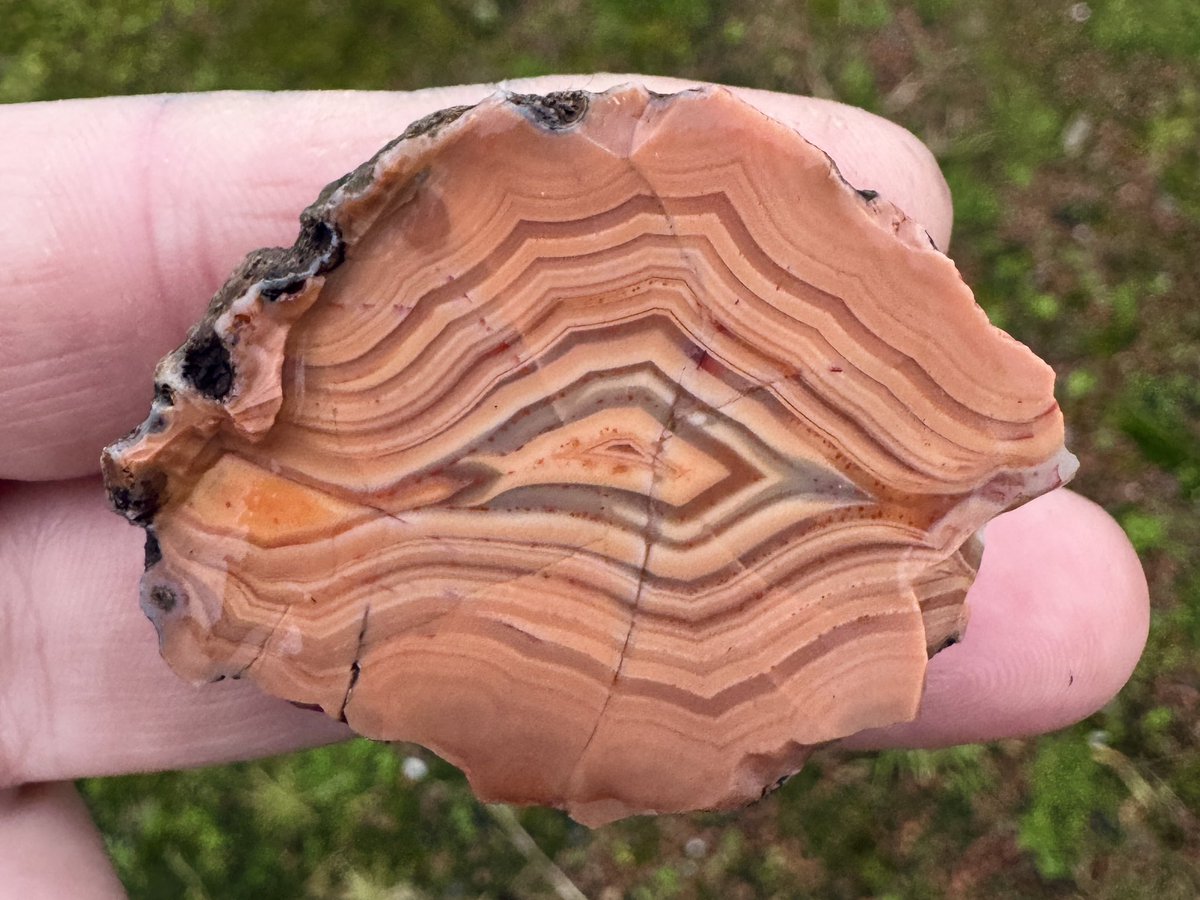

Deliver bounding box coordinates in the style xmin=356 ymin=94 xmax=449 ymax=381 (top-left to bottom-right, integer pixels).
xmin=0 ymin=75 xmax=1149 ymax=896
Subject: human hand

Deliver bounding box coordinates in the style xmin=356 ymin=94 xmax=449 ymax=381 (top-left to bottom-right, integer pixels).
xmin=0 ymin=75 xmax=1148 ymax=896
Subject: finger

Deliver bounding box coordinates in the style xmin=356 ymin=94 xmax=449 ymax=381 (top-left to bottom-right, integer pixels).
xmin=0 ymin=478 xmax=352 ymax=788
xmin=0 ymin=75 xmax=951 ymax=481
xmin=843 ymin=488 xmax=1149 ymax=750
xmin=0 ymin=782 xmax=126 ymax=899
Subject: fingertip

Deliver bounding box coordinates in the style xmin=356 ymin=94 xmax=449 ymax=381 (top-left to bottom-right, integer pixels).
xmin=983 ymin=488 xmax=1149 ymax=725
xmin=845 ymin=489 xmax=1149 ymax=750
xmin=1050 ymin=489 xmax=1149 ymax=684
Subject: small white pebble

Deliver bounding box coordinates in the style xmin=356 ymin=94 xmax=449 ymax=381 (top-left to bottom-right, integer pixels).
xmin=684 ymin=836 xmax=708 ymax=859
xmin=1069 ymin=2 xmax=1091 ymax=23
xmin=473 ymin=0 xmax=499 ymax=24
xmin=1155 ymin=194 xmax=1180 ymax=218
xmin=685 ymin=410 xmax=710 ymax=427
xmin=1061 ymin=113 xmax=1093 ymax=156
xmin=402 ymin=756 xmax=429 ymax=781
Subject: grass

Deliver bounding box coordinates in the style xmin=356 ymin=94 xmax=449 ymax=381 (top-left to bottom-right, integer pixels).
xmin=4 ymin=0 xmax=1198 ymax=895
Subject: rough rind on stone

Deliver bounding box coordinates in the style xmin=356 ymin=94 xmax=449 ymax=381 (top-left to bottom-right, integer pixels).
xmin=102 ymin=84 xmax=1077 ymax=826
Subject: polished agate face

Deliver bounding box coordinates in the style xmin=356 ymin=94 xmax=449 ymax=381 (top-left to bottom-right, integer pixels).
xmin=103 ymin=85 xmax=1075 ymax=825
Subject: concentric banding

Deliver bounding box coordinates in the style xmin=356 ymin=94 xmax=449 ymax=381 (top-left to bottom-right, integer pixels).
xmin=103 ymin=85 xmax=1076 ymax=825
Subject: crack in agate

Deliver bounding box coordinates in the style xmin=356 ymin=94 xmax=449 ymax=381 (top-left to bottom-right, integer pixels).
xmin=339 ymin=603 xmax=371 ymax=721
xmin=103 ymin=84 xmax=1077 ymax=826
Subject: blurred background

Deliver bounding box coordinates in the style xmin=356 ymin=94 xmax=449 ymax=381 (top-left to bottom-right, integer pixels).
xmin=4 ymin=0 xmax=1198 ymax=896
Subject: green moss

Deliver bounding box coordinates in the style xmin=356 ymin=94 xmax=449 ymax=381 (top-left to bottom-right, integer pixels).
xmin=943 ymin=166 xmax=1002 ymax=231
xmin=1090 ymin=0 xmax=1200 ymax=59
xmin=913 ymin=0 xmax=956 ymax=23
xmin=1018 ymin=733 xmax=1125 ymax=879
xmin=1115 ymin=375 xmax=1200 ymax=498
xmin=1065 ymin=368 xmax=1098 ymax=400
xmin=806 ymin=0 xmax=893 ymax=34
xmin=837 ymin=54 xmax=878 ymax=108
xmin=1121 ymin=511 xmax=1166 ymax=553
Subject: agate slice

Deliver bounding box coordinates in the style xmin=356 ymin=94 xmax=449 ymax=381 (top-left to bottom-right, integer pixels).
xmin=102 ymin=85 xmax=1077 ymax=825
